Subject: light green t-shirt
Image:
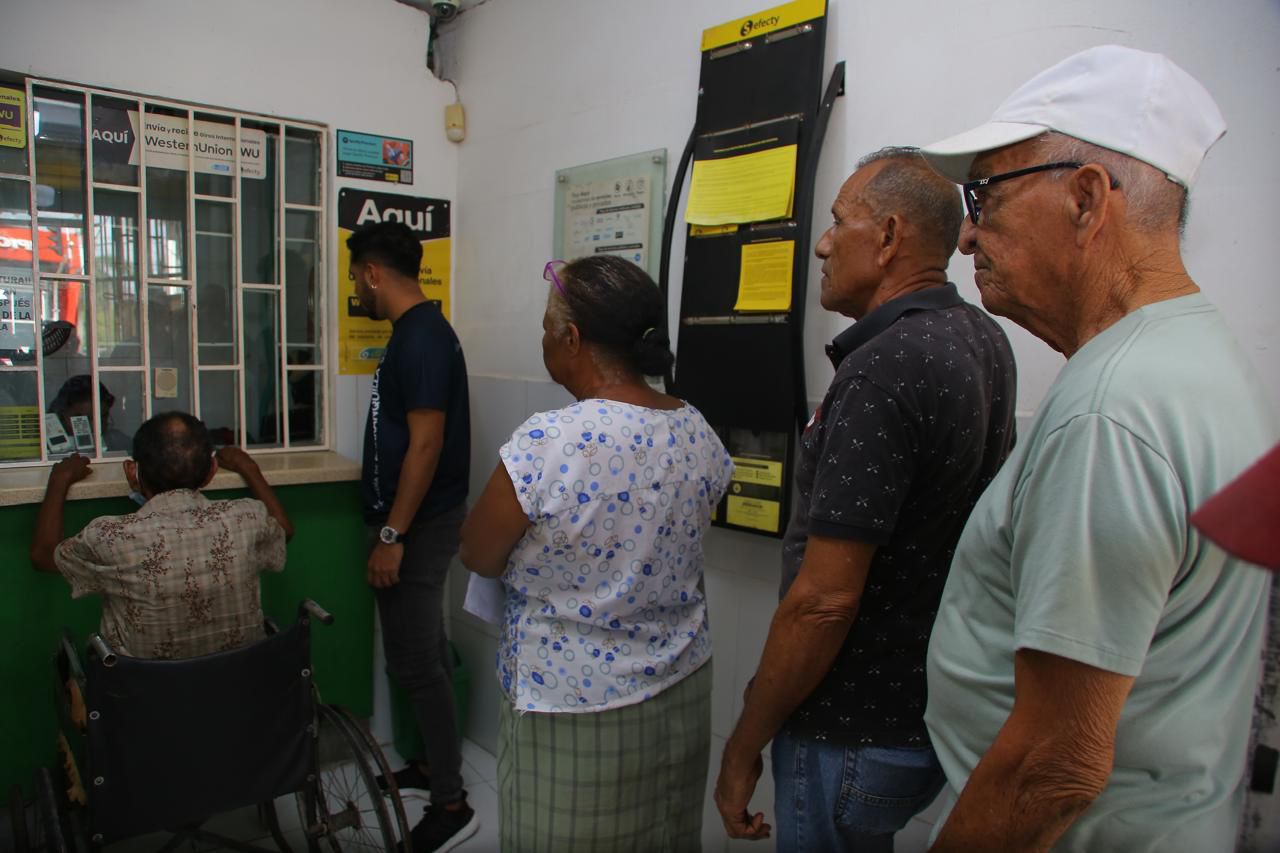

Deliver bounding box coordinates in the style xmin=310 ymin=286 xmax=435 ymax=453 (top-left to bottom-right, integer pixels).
xmin=926 ymin=294 xmax=1277 ymax=852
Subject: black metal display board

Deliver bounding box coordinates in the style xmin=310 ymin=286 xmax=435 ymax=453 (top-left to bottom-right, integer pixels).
xmin=659 ymin=0 xmax=844 ymax=537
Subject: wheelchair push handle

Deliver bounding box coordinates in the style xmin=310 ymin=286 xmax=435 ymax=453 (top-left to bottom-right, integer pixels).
xmin=300 ymin=599 xmax=335 ymax=626
xmin=89 ymin=634 xmax=117 ymax=667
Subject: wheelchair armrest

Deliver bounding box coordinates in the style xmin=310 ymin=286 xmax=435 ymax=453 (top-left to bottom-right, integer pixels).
xmin=300 ymin=599 xmax=335 ymax=626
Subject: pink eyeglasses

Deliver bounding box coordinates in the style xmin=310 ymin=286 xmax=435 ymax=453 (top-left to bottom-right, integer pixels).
xmin=543 ymin=260 xmax=567 ymax=296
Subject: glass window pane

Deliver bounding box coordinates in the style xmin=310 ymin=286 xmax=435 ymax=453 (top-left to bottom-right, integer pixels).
xmin=33 ymin=87 xmax=87 ymax=272
xmin=285 ymin=128 xmax=321 ymax=206
xmin=90 ymin=95 xmax=139 ymax=186
xmin=287 ymin=369 xmax=322 ymax=447
xmin=148 ymin=285 xmax=192 ymax=415
xmin=0 ymin=77 xmax=28 ymax=176
xmin=40 ymin=279 xmax=89 ymax=359
xmin=145 ymin=167 xmax=188 ymax=279
xmin=196 ymin=200 xmax=236 ymax=365
xmin=144 ymin=105 xmax=189 ymax=280
xmin=93 ymin=189 xmax=142 ymax=366
xmin=193 ymin=112 xmax=235 ymax=198
xmin=285 ymin=210 xmax=320 ymax=364
xmin=198 ymin=370 xmax=240 ymax=447
xmin=0 ymin=371 xmax=40 ymax=461
xmin=241 ymin=121 xmax=278 ymax=284
xmin=41 ymin=280 xmax=94 ymax=456
xmin=0 ymin=179 xmax=36 ymax=365
xmin=99 ymin=371 xmax=143 ymax=456
xmin=244 ymin=290 xmax=280 ymax=447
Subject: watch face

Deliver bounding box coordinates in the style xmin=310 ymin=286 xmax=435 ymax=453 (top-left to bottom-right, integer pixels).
xmin=379 ymin=526 xmax=399 ymax=545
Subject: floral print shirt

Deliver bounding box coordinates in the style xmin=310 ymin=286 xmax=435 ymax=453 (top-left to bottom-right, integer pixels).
xmin=54 ymin=490 xmax=287 ymax=659
xmin=497 ymin=400 xmax=731 ymax=713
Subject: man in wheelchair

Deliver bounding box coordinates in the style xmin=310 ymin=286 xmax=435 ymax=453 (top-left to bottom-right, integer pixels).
xmin=29 ymin=411 xmax=294 ymax=659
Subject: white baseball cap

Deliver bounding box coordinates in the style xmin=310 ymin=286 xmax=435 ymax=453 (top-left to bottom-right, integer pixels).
xmin=921 ymin=45 xmax=1226 ymax=188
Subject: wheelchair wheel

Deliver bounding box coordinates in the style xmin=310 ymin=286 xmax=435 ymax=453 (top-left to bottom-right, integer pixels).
xmin=30 ymin=769 xmax=70 ymax=853
xmin=298 ymin=704 xmax=402 ymax=852
xmin=328 ymin=707 xmax=412 ymax=847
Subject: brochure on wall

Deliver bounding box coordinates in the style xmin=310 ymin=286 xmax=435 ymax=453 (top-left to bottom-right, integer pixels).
xmin=0 ymin=87 xmax=25 ymax=148
xmin=336 ymin=129 xmax=414 ymax=184
xmin=563 ymin=177 xmax=651 ymax=268
xmin=734 ymin=239 xmax=794 ymax=311
xmin=90 ymin=104 xmax=267 ymax=178
xmin=686 ymin=118 xmax=799 ymax=226
xmin=337 ymin=189 xmax=451 ymax=374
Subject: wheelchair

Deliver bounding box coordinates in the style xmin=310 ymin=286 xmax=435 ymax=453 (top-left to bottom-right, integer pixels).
xmin=11 ymin=600 xmax=415 ymax=853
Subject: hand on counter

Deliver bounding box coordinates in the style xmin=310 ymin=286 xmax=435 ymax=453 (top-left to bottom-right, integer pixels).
xmin=31 ymin=455 xmax=92 ymax=573
xmin=215 ymin=447 xmax=295 ymax=543
xmin=50 ymin=454 xmax=93 ymax=487
xmin=215 ymin=447 xmax=263 ymax=481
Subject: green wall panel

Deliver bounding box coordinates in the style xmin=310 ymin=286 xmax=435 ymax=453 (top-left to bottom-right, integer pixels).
xmin=0 ymin=480 xmax=371 ymax=795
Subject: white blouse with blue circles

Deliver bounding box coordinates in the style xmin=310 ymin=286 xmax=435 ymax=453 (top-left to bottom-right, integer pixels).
xmin=496 ymin=400 xmax=732 ymax=713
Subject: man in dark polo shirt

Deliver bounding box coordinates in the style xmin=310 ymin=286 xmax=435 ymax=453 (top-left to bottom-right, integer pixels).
xmin=715 ymin=147 xmax=1016 ymax=851
xmin=349 ymin=221 xmax=478 ymax=851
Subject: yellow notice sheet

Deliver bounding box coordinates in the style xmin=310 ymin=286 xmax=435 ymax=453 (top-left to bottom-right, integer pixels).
xmin=735 ymin=240 xmax=794 ymax=311
xmin=727 ymin=495 xmax=781 ymax=533
xmin=686 ymin=143 xmax=797 ymax=225
xmin=731 ymin=456 xmax=784 ymax=488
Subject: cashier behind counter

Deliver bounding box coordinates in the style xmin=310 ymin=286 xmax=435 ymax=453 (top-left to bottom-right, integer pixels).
xmin=47 ymin=374 xmax=132 ymax=455
xmin=29 ymin=411 xmax=294 ymax=660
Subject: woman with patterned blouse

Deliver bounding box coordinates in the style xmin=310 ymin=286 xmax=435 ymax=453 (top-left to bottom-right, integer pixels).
xmin=460 ymin=255 xmax=732 ymax=852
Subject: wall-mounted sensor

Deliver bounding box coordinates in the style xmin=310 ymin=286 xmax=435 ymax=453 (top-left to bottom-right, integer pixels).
xmin=445 ymin=102 xmax=466 ymax=143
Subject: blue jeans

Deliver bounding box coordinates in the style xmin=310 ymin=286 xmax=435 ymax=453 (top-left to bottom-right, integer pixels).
xmin=772 ymin=730 xmax=944 ymax=853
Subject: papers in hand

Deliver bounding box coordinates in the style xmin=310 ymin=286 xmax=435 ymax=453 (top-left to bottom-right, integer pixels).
xmin=463 ymin=574 xmax=506 ymax=625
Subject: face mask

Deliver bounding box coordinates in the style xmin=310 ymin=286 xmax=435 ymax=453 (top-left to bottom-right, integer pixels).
xmin=128 ymin=490 xmax=147 ymax=507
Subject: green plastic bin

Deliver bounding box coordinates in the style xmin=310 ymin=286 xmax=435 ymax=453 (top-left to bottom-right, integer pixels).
xmin=389 ymin=641 xmax=469 ymax=761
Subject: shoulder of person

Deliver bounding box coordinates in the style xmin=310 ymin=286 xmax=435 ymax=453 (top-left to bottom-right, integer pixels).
xmin=208 ymin=496 xmax=272 ymax=521
xmin=506 ymin=405 xmax=581 ymax=442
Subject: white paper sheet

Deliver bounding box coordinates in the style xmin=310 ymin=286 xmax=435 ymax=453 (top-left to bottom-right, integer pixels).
xmin=463 ymin=574 xmax=506 ymax=625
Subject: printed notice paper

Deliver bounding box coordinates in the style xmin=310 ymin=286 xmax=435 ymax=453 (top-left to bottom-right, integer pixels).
xmin=686 ymin=144 xmax=796 ymax=225
xmin=734 ymin=240 xmax=794 ymax=311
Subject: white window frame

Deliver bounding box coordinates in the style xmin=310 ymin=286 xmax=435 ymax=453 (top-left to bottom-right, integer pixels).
xmin=0 ymin=76 xmax=331 ymax=468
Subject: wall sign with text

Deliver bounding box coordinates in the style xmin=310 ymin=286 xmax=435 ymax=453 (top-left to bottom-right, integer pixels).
xmin=336 ymin=129 xmax=413 ymax=184
xmin=336 ymin=189 xmax=450 ymax=374
xmin=91 ymin=103 xmax=266 ymax=178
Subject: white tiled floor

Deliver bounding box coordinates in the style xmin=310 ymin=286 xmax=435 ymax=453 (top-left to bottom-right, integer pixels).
xmin=94 ymin=737 xmax=939 ymax=852
xmin=98 ymin=738 xmax=501 ymax=853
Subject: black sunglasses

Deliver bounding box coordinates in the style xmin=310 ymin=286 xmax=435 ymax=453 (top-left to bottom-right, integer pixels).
xmin=961 ymin=161 xmax=1083 ymax=224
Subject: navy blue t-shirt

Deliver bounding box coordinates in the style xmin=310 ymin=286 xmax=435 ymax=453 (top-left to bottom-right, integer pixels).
xmin=362 ymin=301 xmax=470 ymax=526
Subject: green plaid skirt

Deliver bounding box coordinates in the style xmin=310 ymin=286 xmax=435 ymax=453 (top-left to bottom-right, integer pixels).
xmin=497 ymin=661 xmax=712 ymax=853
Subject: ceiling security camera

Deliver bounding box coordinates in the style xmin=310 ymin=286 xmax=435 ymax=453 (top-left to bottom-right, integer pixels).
xmin=432 ymin=0 xmax=459 ymax=21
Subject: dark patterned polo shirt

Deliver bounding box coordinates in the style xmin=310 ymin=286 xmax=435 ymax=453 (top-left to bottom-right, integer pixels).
xmin=780 ymin=283 xmax=1016 ymax=747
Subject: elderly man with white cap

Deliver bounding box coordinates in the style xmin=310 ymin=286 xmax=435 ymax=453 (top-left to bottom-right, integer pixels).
xmin=919 ymin=45 xmax=1278 ymax=851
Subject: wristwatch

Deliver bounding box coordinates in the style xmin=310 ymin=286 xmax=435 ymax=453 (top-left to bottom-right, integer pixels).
xmin=379 ymin=525 xmax=404 ymax=545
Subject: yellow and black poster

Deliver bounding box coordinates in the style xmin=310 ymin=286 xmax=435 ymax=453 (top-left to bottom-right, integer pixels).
xmin=714 ymin=427 xmax=789 ymax=536
xmin=0 ymin=87 xmax=26 ymax=149
xmin=337 ymin=188 xmax=451 ymax=375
